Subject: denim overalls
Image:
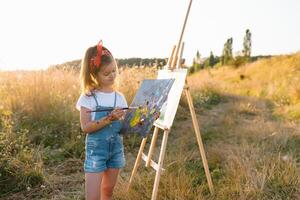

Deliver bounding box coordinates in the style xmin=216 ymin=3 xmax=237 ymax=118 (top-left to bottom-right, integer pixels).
xmin=84 ymin=92 xmax=125 ymax=173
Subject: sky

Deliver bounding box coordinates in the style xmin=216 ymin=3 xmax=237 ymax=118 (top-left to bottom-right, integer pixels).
xmin=0 ymin=0 xmax=299 ymax=71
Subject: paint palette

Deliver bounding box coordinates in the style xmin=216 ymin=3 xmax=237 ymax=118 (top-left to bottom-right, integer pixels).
xmin=121 ymin=79 xmax=175 ymax=137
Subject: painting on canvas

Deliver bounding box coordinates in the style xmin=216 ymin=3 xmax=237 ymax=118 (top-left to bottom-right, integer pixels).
xmin=121 ymin=79 xmax=175 ymax=137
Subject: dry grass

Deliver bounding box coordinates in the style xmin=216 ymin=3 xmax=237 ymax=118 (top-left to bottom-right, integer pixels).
xmin=1 ymin=54 xmax=300 ymax=199
xmin=188 ymin=52 xmax=300 ymax=120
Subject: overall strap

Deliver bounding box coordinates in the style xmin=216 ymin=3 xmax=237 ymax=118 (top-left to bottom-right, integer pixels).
xmin=91 ymin=92 xmax=99 ymax=107
xmin=113 ymin=92 xmax=117 ymax=108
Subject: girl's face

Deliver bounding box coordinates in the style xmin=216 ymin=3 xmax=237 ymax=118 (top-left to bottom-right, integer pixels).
xmin=97 ymin=61 xmax=117 ymax=88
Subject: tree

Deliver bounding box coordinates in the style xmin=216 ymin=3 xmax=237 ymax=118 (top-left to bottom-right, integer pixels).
xmin=192 ymin=50 xmax=201 ymax=71
xmin=208 ymin=51 xmax=215 ymax=67
xmin=193 ymin=50 xmax=201 ymax=64
xmin=222 ymin=37 xmax=233 ymax=65
xmin=243 ymin=29 xmax=252 ymax=59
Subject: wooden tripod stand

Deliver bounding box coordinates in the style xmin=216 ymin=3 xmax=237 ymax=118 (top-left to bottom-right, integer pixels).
xmin=127 ymin=0 xmax=214 ymax=199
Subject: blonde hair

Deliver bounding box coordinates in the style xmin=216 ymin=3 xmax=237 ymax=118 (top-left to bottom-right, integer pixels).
xmin=79 ymin=45 xmax=119 ymax=95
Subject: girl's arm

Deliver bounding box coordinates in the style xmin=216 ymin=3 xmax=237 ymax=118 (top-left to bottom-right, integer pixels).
xmin=80 ymin=106 xmax=111 ymax=134
xmin=80 ymin=106 xmax=126 ymax=134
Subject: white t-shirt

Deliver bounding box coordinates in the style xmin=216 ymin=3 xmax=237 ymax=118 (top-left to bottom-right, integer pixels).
xmin=76 ymin=91 xmax=128 ymax=120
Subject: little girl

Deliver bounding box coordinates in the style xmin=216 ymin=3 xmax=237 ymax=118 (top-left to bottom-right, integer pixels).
xmin=76 ymin=40 xmax=127 ymax=200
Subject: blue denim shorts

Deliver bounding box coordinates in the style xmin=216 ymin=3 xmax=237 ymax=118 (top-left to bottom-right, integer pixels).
xmin=84 ymin=133 xmax=125 ymax=173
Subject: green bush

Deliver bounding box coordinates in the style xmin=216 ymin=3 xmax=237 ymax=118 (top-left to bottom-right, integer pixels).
xmin=0 ymin=127 xmax=44 ymax=197
xmin=193 ymin=86 xmax=222 ymax=109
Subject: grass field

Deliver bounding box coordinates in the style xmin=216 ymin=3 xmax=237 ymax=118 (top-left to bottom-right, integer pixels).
xmin=0 ymin=53 xmax=299 ymax=199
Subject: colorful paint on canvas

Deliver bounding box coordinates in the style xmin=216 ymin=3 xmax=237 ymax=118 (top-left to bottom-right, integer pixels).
xmin=121 ymin=79 xmax=175 ymax=137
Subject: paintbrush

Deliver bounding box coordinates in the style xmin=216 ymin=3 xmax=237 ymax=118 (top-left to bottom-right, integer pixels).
xmin=87 ymin=106 xmax=141 ymax=113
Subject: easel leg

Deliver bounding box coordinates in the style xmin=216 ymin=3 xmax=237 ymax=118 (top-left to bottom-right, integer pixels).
xmin=146 ymin=126 xmax=159 ymax=167
xmin=151 ymin=130 xmax=169 ymax=200
xmin=185 ymin=87 xmax=215 ymax=194
xmin=127 ymin=137 xmax=148 ymax=191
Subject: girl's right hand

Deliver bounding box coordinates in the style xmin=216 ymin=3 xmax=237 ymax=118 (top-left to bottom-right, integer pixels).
xmin=107 ymin=108 xmax=126 ymax=121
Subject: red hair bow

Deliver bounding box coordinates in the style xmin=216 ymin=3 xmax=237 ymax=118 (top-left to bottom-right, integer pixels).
xmin=90 ymin=40 xmax=103 ymax=71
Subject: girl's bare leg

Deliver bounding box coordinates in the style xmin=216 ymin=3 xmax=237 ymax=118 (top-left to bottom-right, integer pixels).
xmin=85 ymin=172 xmax=103 ymax=200
xmin=101 ymin=168 xmax=120 ymax=200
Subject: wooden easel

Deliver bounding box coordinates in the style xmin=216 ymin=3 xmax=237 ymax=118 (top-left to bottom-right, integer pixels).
xmin=127 ymin=0 xmax=214 ymax=199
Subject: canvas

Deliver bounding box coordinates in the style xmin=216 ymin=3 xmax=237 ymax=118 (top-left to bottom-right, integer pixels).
xmin=154 ymin=68 xmax=187 ymax=129
xmin=121 ymin=79 xmax=175 ymax=137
